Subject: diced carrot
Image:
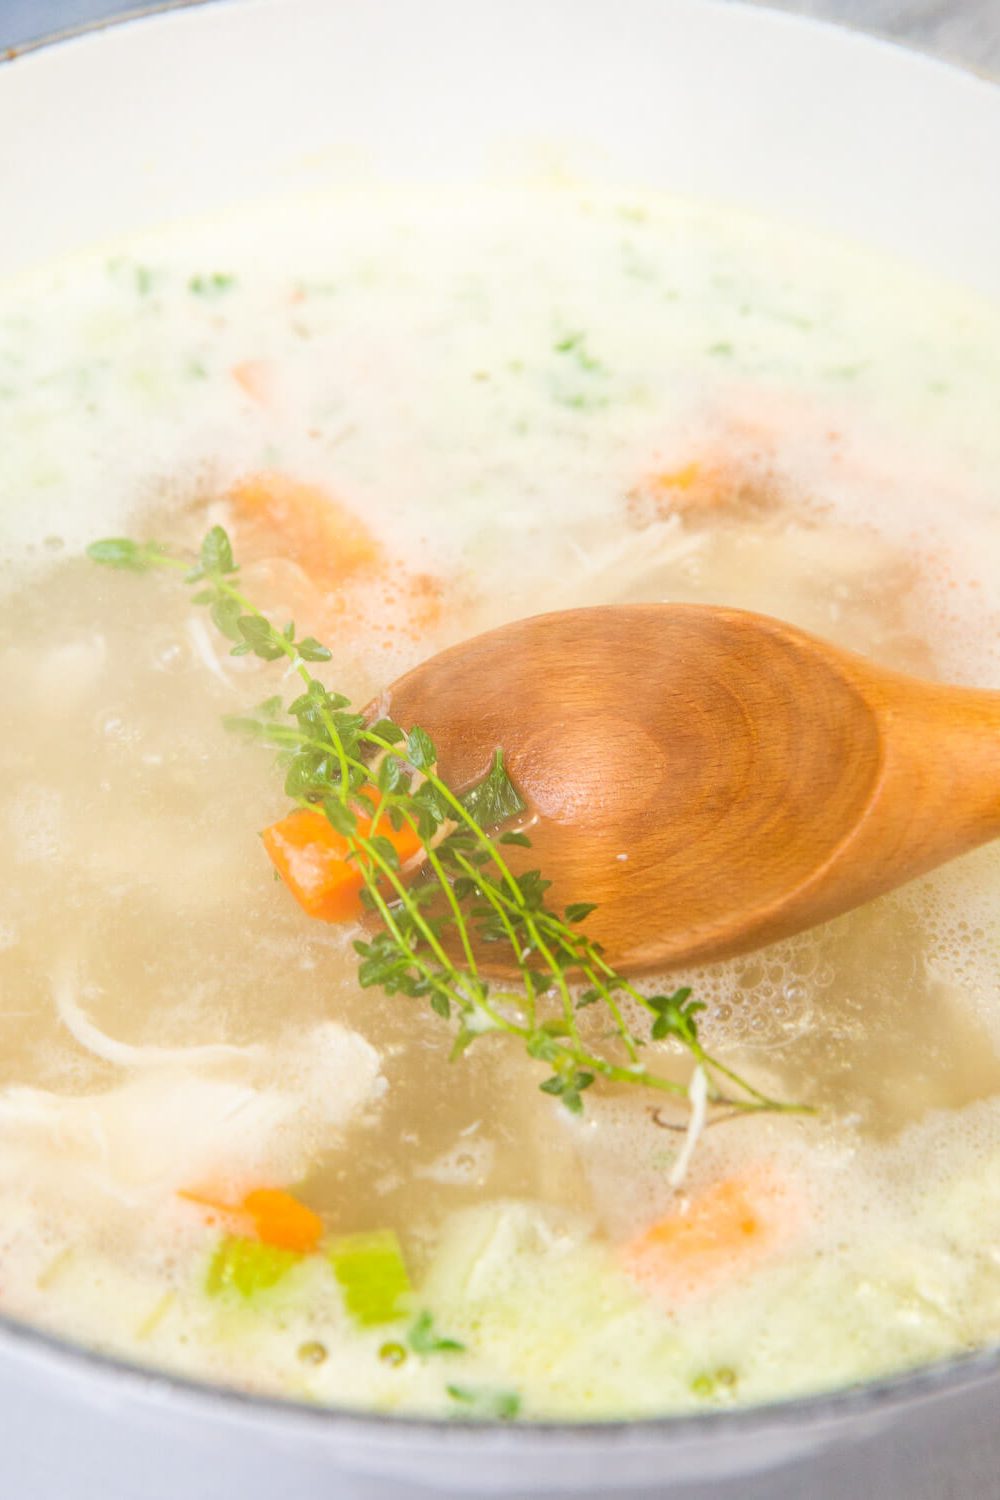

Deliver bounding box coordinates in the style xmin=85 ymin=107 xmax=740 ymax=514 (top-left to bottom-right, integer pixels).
xmin=261 ymin=799 xmax=424 ymax=924
xmin=228 ymin=471 xmax=382 ymax=588
xmin=180 ymin=1186 xmax=324 ymax=1254
xmin=231 ymin=359 xmax=276 ymax=407
xmin=621 ymin=1167 xmax=798 ymax=1303
xmin=647 ymin=460 xmax=703 ymax=493
xmin=626 ymin=453 xmax=779 ymax=527
xmin=241 ymin=1189 xmax=324 ymax=1253
xmin=628 ymin=458 xmax=728 ymax=516
xmin=262 ymin=809 xmax=366 ymax=921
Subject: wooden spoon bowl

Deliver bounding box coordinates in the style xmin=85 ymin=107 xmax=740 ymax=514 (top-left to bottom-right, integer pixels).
xmin=381 ymin=604 xmax=1000 ymax=972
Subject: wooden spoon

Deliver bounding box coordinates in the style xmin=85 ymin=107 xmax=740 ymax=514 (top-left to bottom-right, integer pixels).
xmin=380 ymin=603 xmax=1000 ymax=972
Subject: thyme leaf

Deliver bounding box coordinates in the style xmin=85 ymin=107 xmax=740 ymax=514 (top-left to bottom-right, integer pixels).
xmin=458 ymin=749 xmax=525 ymax=828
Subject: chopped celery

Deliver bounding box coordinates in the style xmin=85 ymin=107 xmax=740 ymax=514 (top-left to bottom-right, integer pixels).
xmin=327 ymin=1229 xmax=411 ymax=1326
xmin=206 ymin=1236 xmax=302 ymax=1300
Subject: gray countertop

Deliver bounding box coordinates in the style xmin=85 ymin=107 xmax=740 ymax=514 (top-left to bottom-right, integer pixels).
xmin=748 ymin=0 xmax=1000 ymax=75
xmin=2 ymin=0 xmax=1000 ymax=74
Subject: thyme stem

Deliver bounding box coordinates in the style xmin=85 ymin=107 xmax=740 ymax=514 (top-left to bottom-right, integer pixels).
xmin=87 ymin=527 xmax=810 ymax=1131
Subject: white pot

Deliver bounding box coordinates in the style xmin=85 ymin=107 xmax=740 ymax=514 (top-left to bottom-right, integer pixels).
xmin=1 ymin=4 xmax=998 ymax=1495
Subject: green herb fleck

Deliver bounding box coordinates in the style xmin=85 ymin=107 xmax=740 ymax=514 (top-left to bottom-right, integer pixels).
xmin=408 ymin=1310 xmax=466 ymax=1355
xmin=189 ymin=272 xmax=237 ymax=298
xmin=553 ymin=330 xmax=603 ymax=372
xmin=554 ymin=388 xmax=609 ymax=412
xmin=447 ymin=1384 xmax=521 ymax=1421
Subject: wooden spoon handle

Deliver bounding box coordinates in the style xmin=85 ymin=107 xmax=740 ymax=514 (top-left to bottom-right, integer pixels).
xmin=856 ymin=675 xmax=1000 ymax=880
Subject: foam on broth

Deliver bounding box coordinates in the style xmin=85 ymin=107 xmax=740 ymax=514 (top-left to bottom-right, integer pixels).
xmin=1 ymin=187 xmax=1000 ymax=1417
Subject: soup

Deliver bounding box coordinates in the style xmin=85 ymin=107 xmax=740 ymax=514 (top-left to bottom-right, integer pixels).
xmin=2 ymin=187 xmax=1000 ymax=1419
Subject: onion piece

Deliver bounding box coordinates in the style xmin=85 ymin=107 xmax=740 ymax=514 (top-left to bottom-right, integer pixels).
xmin=53 ymin=963 xmax=254 ymax=1070
xmin=669 ymin=1065 xmax=708 ymax=1188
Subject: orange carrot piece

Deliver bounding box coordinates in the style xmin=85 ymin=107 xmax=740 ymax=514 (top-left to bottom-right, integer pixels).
xmin=228 ymin=471 xmax=382 ymax=587
xmin=627 ymin=451 xmax=780 ymax=528
xmin=180 ymin=1187 xmax=324 ymax=1253
xmin=631 ymin=459 xmax=729 ymax=515
xmin=646 ymin=460 xmax=703 ymax=493
xmin=621 ymin=1168 xmax=798 ymax=1303
xmin=231 ymin=360 xmax=275 ymax=407
xmin=261 ymin=809 xmax=364 ymax=922
xmin=241 ymin=1189 xmax=324 ymax=1253
xmin=262 ymin=800 xmax=424 ymax=924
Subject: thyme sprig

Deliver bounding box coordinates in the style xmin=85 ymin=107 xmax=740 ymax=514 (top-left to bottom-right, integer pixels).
xmin=88 ymin=528 xmax=806 ymax=1124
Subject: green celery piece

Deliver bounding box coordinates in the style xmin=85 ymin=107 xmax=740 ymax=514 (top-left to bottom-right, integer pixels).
xmin=206 ymin=1236 xmax=302 ymax=1300
xmin=327 ymin=1229 xmax=411 ymax=1327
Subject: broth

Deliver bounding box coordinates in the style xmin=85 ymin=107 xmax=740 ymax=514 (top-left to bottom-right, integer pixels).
xmin=1 ymin=188 xmax=1000 ymax=1417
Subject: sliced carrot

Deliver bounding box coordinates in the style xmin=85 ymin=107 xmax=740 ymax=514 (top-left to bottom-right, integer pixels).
xmin=262 ymin=799 xmax=424 ymax=924
xmin=181 ymin=1187 xmax=324 ymax=1254
xmin=231 ymin=359 xmax=276 ymax=407
xmin=621 ymin=1167 xmax=798 ymax=1303
xmin=228 ymin=471 xmax=382 ymax=588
